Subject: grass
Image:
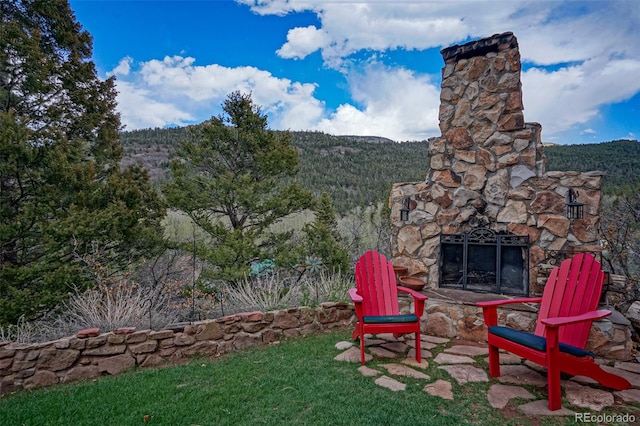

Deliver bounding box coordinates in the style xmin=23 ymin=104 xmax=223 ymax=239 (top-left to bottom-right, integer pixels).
xmin=0 ymin=330 xmax=637 ymax=426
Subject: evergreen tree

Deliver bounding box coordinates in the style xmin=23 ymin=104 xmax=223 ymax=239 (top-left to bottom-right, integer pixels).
xmin=163 ymin=91 xmax=313 ymax=281
xmin=302 ymin=192 xmax=350 ymax=272
xmin=0 ymin=0 xmax=166 ymax=325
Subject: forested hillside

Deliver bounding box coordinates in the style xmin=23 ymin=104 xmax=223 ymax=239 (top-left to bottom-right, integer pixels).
xmin=121 ymin=128 xmax=430 ymax=212
xmin=289 ymin=131 xmax=429 ymax=212
xmin=544 ymin=139 xmax=640 ymax=194
xmin=120 ymin=128 xmax=640 ymax=213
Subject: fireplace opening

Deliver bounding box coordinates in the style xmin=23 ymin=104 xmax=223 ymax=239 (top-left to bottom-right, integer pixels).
xmin=439 ymin=228 xmax=529 ymax=296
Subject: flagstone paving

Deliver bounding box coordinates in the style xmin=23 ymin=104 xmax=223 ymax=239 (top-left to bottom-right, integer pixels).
xmin=334 ymin=333 xmax=640 ymax=418
xmin=424 ymin=379 xmax=453 ymax=400
xmin=375 ymin=375 xmax=406 ymax=392
xmin=381 ymin=363 xmax=430 ymax=380
xmin=433 ymin=353 xmax=475 ymax=364
xmin=487 ymin=384 xmax=535 ymax=409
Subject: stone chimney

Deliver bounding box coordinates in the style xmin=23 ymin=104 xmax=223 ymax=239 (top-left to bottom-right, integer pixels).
xmin=390 ymin=32 xmax=603 ymax=295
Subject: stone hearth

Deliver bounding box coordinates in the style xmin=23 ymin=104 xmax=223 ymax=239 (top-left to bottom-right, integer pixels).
xmin=390 ymin=32 xmax=603 ymax=295
xmin=398 ymin=289 xmax=633 ymax=360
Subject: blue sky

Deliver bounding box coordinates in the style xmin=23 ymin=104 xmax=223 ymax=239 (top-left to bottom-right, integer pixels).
xmin=69 ymin=0 xmax=640 ymax=144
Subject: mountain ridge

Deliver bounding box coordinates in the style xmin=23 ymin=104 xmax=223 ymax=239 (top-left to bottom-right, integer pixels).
xmin=119 ymin=127 xmax=640 ymax=213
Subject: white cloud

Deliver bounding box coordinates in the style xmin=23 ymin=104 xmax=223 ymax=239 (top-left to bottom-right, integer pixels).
xmin=244 ymin=0 xmax=640 ymax=140
xmin=111 ymin=54 xmax=439 ymax=140
xmin=276 ymin=26 xmax=330 ymax=59
xmin=110 ymin=56 xmax=132 ymax=77
xmin=253 ymin=1 xmax=639 ymax=68
xmin=110 ymin=1 xmax=640 ymax=142
xmin=580 ymin=128 xmax=596 ymax=135
xmin=314 ymin=65 xmax=440 ymax=141
xmin=115 ymin=80 xmax=195 ymax=130
xmin=111 ymin=56 xmax=325 ymax=131
xmin=522 ymin=57 xmax=640 ymax=135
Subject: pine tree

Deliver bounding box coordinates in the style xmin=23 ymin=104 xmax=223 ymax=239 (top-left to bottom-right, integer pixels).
xmin=0 ymin=0 xmax=166 ymax=325
xmin=163 ymin=91 xmax=313 ymax=282
xmin=302 ymin=192 xmax=350 ymax=272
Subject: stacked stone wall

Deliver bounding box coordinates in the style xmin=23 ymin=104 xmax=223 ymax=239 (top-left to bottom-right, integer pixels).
xmin=1 ymin=299 xmax=631 ymax=395
xmin=0 ymin=303 xmax=354 ymax=395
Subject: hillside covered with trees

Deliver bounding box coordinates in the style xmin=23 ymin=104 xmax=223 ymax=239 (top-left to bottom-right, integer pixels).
xmin=121 ymin=128 xmax=640 ymax=212
xmin=544 ymin=140 xmax=640 ymax=195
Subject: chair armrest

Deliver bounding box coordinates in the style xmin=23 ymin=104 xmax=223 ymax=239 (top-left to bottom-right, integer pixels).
xmin=476 ymin=297 xmax=542 ymax=308
xmin=397 ymin=286 xmax=428 ymax=301
xmin=477 ymin=297 xmax=542 ymax=327
xmin=397 ymin=286 xmax=428 ymax=317
xmin=348 ymin=288 xmax=363 ymax=303
xmin=539 ymin=310 xmax=611 ymax=353
xmin=542 ymin=309 xmax=611 ymax=327
xmin=349 ymin=288 xmax=364 ymax=319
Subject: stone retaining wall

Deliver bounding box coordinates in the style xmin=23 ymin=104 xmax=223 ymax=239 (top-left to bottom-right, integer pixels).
xmin=0 ymin=303 xmax=354 ymax=395
xmin=1 ymin=299 xmax=632 ymax=395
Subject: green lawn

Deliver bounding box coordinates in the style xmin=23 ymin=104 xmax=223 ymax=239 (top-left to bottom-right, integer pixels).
xmin=0 ymin=330 xmax=636 ymax=425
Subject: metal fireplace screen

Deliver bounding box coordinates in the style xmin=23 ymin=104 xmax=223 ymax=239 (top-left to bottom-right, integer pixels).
xmin=439 ymin=228 xmax=529 ymax=296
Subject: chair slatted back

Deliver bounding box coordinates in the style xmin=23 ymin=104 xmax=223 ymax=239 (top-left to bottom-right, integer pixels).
xmin=355 ymin=251 xmax=400 ymax=317
xmin=534 ymin=253 xmax=605 ymax=348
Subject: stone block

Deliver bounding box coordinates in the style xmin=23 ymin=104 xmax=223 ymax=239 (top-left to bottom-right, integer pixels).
xmin=0 ymin=376 xmax=18 ymax=394
xmin=183 ymin=341 xmax=218 ymax=357
xmin=456 ymin=317 xmax=487 ymax=342
xmin=262 ymin=329 xmax=283 ymax=344
xmin=54 ymin=339 xmax=70 ymax=349
xmin=24 ymin=370 xmax=57 ymax=389
xmin=113 ymin=327 xmax=136 ymax=335
xmin=125 ymin=330 xmax=150 ymax=344
xmin=36 ymin=348 xmax=80 ymax=371
xmin=158 ymin=338 xmax=175 ymax=349
xmin=11 ymin=358 xmax=36 ymax=372
xmin=233 ymin=332 xmax=262 ymax=350
xmin=76 ymin=328 xmax=100 ymax=339
xmin=85 ymin=335 xmax=107 ymax=349
xmin=129 ymin=340 xmax=158 ymax=355
xmin=239 ymin=311 xmax=264 ymax=322
xmin=0 ymin=348 xmax=16 ymax=359
xmin=63 ymin=365 xmax=99 ymax=383
xmin=424 ymin=312 xmax=456 ymax=338
xmin=174 ymin=333 xmax=196 ymax=346
xmin=69 ymin=338 xmax=86 ymax=350
xmin=148 ymin=330 xmax=174 ymax=340
xmin=14 ymin=367 xmax=35 ymax=379
xmin=195 ymin=322 xmax=223 ymax=341
xmin=98 ymin=353 xmax=135 ymax=375
xmin=141 ymin=354 xmax=166 ymax=368
xmin=283 ymin=328 xmax=302 ymax=338
xmin=107 ymin=334 xmax=126 ymax=345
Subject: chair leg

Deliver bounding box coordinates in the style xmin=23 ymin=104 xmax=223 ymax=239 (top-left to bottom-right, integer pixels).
xmin=414 ymin=331 xmax=421 ymax=363
xmin=356 ymin=324 xmax=366 ymax=365
xmin=559 ymin=354 xmax=632 ymax=391
xmin=488 ymin=344 xmax=501 ymax=377
xmin=547 ymin=359 xmax=562 ymax=411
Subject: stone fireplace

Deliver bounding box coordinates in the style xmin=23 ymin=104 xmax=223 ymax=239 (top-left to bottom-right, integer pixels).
xmin=390 ymin=32 xmax=603 ymax=296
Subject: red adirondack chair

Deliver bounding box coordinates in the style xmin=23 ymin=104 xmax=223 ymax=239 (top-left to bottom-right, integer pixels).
xmin=349 ymin=250 xmax=428 ymax=365
xmin=477 ymin=253 xmax=631 ymax=411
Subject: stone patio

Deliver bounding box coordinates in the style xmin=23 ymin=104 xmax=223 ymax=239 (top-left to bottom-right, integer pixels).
xmin=334 ymin=332 xmax=640 ymax=418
